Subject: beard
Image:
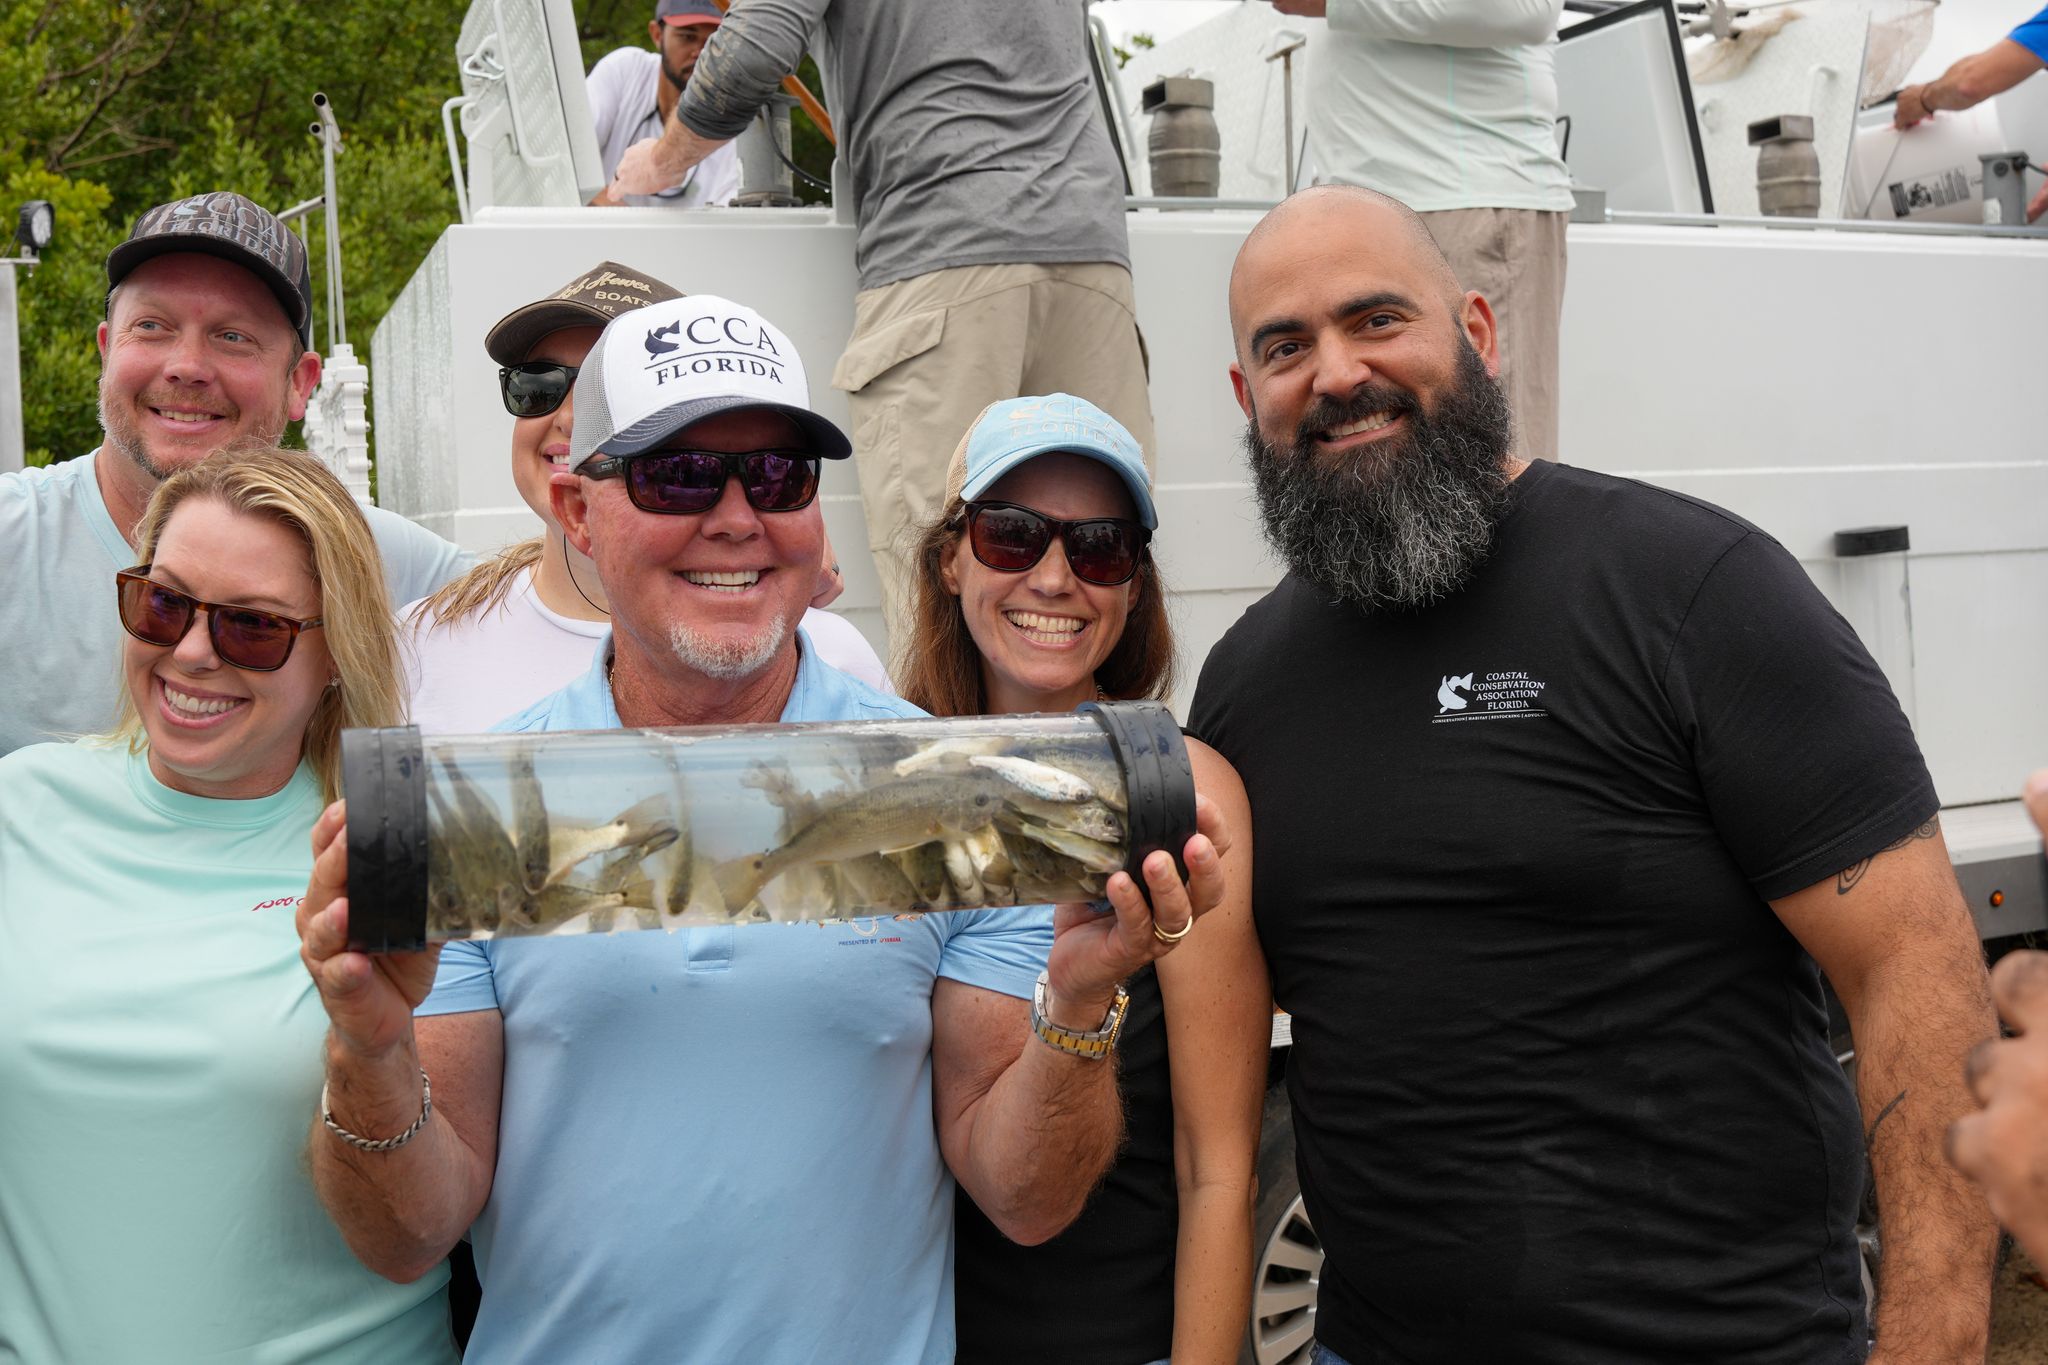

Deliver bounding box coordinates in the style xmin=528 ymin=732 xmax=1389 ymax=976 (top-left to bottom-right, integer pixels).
xmin=1244 ymin=339 xmax=1516 ymax=613
xmin=98 ymin=377 xmax=271 ymax=483
xmin=661 ymin=56 xmax=697 ymax=93
xmin=668 ymin=614 xmax=788 ymax=682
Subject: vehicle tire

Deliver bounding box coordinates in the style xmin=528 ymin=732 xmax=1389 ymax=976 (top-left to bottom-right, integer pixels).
xmin=1243 ymin=1085 xmax=1321 ymax=1365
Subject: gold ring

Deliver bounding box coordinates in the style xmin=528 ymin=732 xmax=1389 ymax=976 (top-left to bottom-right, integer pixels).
xmin=1151 ymin=918 xmax=1192 ymax=945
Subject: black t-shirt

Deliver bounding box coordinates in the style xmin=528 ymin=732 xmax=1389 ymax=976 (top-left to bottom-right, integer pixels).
xmin=954 ymin=964 xmax=1175 ymax=1365
xmin=1188 ymin=460 xmax=1933 ymax=1365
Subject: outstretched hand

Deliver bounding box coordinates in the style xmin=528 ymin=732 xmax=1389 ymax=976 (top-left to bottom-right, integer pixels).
xmin=296 ymin=801 xmax=444 ymax=1061
xmin=1950 ymin=949 xmax=2048 ymax=1264
xmin=611 ymin=136 xmax=677 ymax=199
xmin=1893 ymin=84 xmax=1936 ymax=129
xmin=1042 ymin=793 xmax=1231 ymax=1023
xmin=1949 ymin=772 xmax=2048 ymax=1260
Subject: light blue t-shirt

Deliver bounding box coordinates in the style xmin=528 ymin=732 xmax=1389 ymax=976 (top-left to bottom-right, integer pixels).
xmin=0 ymin=740 xmax=456 ymax=1364
xmin=419 ymin=634 xmax=1055 ymax=1364
xmin=0 ymin=448 xmax=467 ymax=757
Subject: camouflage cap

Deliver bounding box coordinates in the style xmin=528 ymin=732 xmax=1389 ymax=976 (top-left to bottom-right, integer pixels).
xmin=485 ymin=262 xmax=685 ymax=365
xmin=106 ymin=191 xmax=313 ymax=349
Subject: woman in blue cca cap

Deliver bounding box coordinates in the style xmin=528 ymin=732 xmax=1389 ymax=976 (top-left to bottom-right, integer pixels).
xmin=899 ymin=394 xmax=1268 ymax=1365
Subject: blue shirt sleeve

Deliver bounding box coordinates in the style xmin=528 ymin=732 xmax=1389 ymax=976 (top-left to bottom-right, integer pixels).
xmin=417 ymin=939 xmax=503 ymax=1016
xmin=935 ymin=904 xmax=1053 ymax=1001
xmin=364 ymin=505 xmax=470 ymax=606
xmin=2014 ymin=7 xmax=2048 ymax=64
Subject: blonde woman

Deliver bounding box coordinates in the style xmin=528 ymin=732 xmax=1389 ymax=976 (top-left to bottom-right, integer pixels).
xmin=402 ymin=261 xmax=887 ymax=733
xmin=0 ymin=445 xmax=457 ymax=1363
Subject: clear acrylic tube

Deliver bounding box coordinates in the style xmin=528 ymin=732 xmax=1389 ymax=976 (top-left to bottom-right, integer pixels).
xmin=340 ymin=702 xmax=1194 ymax=953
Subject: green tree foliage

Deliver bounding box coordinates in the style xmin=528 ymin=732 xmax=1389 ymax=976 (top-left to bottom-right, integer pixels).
xmin=2 ymin=166 xmax=120 ymax=467
xmin=3 ymin=0 xmax=834 ymax=469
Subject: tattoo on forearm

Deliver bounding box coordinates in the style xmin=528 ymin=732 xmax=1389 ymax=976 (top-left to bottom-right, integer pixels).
xmin=1835 ymin=818 xmax=1940 ymax=896
xmin=1866 ymin=1089 xmax=1907 ymax=1147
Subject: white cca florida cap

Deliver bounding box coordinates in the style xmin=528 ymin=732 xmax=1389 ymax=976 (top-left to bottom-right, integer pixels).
xmin=568 ymin=294 xmax=852 ymax=469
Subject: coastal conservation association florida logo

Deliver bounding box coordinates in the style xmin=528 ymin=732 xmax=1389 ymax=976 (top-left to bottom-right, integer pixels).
xmin=1433 ymin=668 xmax=1549 ymax=723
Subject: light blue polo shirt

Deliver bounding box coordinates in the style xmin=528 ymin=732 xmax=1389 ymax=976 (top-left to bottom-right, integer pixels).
xmin=419 ymin=633 xmax=1054 ymax=1365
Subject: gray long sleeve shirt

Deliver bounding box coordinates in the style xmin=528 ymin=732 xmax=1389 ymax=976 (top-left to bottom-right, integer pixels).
xmin=681 ymin=0 xmax=1129 ymax=292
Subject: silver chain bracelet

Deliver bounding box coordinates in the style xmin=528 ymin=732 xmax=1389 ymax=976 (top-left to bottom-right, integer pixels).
xmin=320 ymin=1070 xmax=432 ymax=1153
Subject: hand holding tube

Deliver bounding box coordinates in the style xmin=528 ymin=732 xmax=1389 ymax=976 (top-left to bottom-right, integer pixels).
xmin=298 ymin=801 xmax=444 ymax=1062
xmin=1041 ymin=793 xmax=1230 ymax=1028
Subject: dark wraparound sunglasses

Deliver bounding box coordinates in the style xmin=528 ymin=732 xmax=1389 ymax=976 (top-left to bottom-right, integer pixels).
xmin=500 ymin=362 xmax=578 ymax=419
xmin=964 ymin=501 xmax=1151 ymax=587
xmin=115 ymin=568 xmax=324 ymax=673
xmin=582 ymin=449 xmax=821 ymax=516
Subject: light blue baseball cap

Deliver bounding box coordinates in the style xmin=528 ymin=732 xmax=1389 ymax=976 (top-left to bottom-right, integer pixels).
xmin=946 ymin=394 xmax=1157 ymax=530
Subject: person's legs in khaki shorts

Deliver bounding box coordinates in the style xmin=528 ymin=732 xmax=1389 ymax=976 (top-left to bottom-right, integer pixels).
xmin=1020 ymin=262 xmax=1155 ymax=467
xmin=833 ymin=261 xmax=1153 ymax=659
xmin=1419 ymin=207 xmax=1567 ymax=461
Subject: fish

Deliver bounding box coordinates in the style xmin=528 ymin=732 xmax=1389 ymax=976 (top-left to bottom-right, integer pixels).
xmin=507 ymin=744 xmax=551 ymax=893
xmin=890 ymin=841 xmax=953 ymax=906
xmin=584 ymin=825 xmax=682 ymax=895
xmin=969 ymin=753 xmax=1096 ymax=804
xmin=1002 ymin=796 xmax=1123 ymax=844
xmin=962 ymin=826 xmax=1018 ymax=906
xmin=961 ymin=825 xmax=1014 ymax=889
xmin=942 ymin=838 xmax=984 ymax=904
xmin=893 ymin=737 xmax=1004 ymax=778
xmin=718 ymin=771 xmax=1014 ymax=911
xmin=656 ymin=745 xmax=694 ymax=908
xmin=438 ymin=754 xmax=519 ymax=871
xmin=999 ymin=825 xmax=1064 ymax=888
xmin=1012 ymin=737 xmax=1130 ymax=813
xmin=522 ymin=881 xmax=630 ymax=934
xmin=1010 ymin=819 xmax=1124 ymax=874
xmin=835 ymin=853 xmax=920 ymax=911
xmin=425 ymin=772 xmax=528 ymax=936
xmin=543 ymin=794 xmax=679 ymax=888
xmin=641 ymin=832 xmax=696 ymax=920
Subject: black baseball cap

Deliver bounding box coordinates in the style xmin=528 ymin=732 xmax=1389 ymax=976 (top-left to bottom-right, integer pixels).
xmin=106 ymin=192 xmax=314 ymax=349
xmin=485 ymin=261 xmax=685 ymax=365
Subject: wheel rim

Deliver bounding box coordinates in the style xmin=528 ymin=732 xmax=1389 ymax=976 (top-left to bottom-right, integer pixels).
xmin=1251 ymin=1192 xmax=1322 ymax=1365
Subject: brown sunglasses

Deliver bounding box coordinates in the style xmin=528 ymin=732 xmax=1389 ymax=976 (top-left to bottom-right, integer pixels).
xmin=115 ymin=568 xmax=325 ymax=673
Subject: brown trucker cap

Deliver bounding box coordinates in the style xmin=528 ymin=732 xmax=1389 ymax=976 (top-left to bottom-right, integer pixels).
xmin=485 ymin=262 xmax=684 ymax=364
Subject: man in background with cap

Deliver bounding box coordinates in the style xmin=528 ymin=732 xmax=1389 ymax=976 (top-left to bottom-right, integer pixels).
xmin=610 ymin=0 xmax=1154 ymax=645
xmin=297 ymin=292 xmax=1228 ymax=1365
xmin=587 ymin=0 xmax=742 ymax=208
xmin=0 ymin=191 xmax=466 ymax=758
xmin=402 ymin=258 xmax=888 ymax=736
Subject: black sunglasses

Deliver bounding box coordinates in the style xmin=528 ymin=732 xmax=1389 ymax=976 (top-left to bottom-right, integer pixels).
xmin=115 ymin=568 xmax=325 ymax=673
xmin=963 ymin=501 xmax=1151 ymax=587
xmin=581 ymin=448 xmax=822 ymax=516
xmin=499 ymin=362 xmax=578 ymax=419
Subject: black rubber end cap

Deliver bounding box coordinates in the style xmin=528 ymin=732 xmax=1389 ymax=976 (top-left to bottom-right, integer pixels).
xmin=1081 ymin=700 xmax=1199 ymax=902
xmin=340 ymin=725 xmax=430 ymax=954
xmin=1834 ymin=525 xmax=1910 ymax=557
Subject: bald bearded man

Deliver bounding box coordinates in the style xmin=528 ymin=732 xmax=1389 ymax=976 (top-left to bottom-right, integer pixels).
xmin=1189 ymin=186 xmax=1996 ymax=1365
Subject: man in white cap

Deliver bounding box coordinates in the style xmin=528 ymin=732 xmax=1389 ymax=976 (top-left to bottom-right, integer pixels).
xmin=610 ymin=1 xmax=1153 ymax=641
xmin=0 ymin=190 xmax=465 ymax=757
xmin=587 ymin=0 xmax=742 ymax=207
xmin=296 ymin=293 xmax=1229 ymax=1364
